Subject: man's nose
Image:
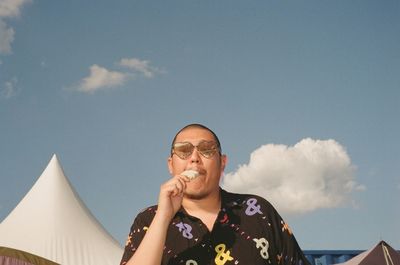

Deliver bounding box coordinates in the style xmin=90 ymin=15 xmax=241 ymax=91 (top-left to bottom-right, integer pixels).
xmin=190 ymin=148 xmax=201 ymax=163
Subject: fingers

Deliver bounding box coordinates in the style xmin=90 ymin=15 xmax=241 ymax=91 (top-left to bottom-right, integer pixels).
xmin=162 ymin=176 xmax=188 ymax=197
xmin=157 ymin=175 xmax=191 ymax=220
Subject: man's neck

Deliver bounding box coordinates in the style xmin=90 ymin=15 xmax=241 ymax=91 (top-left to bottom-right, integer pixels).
xmin=181 ymin=189 xmax=221 ymax=230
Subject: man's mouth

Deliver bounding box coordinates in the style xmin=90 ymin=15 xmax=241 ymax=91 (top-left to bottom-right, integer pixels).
xmin=181 ymin=170 xmax=200 ymax=180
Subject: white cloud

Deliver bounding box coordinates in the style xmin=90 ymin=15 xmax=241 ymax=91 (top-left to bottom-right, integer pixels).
xmin=0 ymin=0 xmax=30 ymax=17
xmin=0 ymin=0 xmax=31 ymax=55
xmin=222 ymin=138 xmax=364 ymax=215
xmin=77 ymin=64 xmax=129 ymax=93
xmin=75 ymin=58 xmax=162 ymax=94
xmin=119 ymin=58 xmax=161 ymax=78
xmin=1 ymin=77 xmax=18 ymax=99
xmin=0 ymin=19 xmax=14 ymax=54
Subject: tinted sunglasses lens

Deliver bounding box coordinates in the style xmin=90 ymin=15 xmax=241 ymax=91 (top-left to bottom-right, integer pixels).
xmin=197 ymin=141 xmax=217 ymax=158
xmin=173 ymin=142 xmax=194 ymax=159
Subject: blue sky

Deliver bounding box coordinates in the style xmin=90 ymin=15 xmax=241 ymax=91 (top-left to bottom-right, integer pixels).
xmin=1 ymin=0 xmax=399 ymax=250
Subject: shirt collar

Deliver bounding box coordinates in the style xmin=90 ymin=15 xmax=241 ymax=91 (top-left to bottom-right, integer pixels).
xmin=175 ymin=188 xmax=243 ymax=222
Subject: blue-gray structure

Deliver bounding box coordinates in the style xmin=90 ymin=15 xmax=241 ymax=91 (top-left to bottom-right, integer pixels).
xmin=304 ymin=250 xmax=363 ymax=265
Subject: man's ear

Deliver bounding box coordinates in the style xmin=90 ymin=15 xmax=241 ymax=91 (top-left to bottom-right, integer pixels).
xmin=220 ymin=154 xmax=227 ymax=173
xmin=167 ymin=156 xmax=173 ymax=175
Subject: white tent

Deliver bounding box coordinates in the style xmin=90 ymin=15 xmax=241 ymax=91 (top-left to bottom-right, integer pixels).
xmin=334 ymin=240 xmax=400 ymax=265
xmin=0 ymin=155 xmax=123 ymax=265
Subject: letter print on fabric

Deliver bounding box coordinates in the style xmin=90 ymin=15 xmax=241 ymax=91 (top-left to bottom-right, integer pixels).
xmin=176 ymin=222 xmax=194 ymax=239
xmin=245 ymin=198 xmax=263 ymax=216
xmin=253 ymin=237 xmax=269 ymax=260
xmin=214 ymin=243 xmax=234 ymax=265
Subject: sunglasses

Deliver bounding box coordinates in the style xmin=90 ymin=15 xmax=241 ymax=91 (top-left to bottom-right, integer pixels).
xmin=172 ymin=140 xmax=220 ymax=159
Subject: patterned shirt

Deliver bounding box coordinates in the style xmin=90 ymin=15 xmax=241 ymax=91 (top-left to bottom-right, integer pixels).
xmin=120 ymin=189 xmax=310 ymax=265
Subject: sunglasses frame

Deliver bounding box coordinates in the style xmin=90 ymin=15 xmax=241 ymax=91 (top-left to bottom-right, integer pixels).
xmin=171 ymin=140 xmax=220 ymax=159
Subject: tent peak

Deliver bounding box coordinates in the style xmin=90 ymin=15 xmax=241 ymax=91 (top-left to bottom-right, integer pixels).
xmin=333 ymin=240 xmax=400 ymax=265
xmin=44 ymin=154 xmax=64 ymax=178
xmin=0 ymin=154 xmax=123 ymax=265
xmin=50 ymin=153 xmax=59 ymax=162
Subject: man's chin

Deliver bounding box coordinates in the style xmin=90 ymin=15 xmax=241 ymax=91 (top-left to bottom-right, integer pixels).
xmin=184 ymin=190 xmax=208 ymax=200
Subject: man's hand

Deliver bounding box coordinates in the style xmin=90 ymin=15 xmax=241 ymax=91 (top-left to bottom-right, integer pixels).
xmin=125 ymin=174 xmax=191 ymax=265
xmin=156 ymin=175 xmax=190 ymax=221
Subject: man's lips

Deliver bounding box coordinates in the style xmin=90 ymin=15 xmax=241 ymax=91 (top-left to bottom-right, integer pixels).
xmin=181 ymin=170 xmax=199 ymax=180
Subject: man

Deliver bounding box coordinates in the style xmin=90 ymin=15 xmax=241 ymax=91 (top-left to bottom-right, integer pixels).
xmin=121 ymin=124 xmax=310 ymax=265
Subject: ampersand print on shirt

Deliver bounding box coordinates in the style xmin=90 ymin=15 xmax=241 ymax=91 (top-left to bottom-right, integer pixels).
xmin=245 ymin=198 xmax=263 ymax=216
xmin=253 ymin=237 xmax=269 ymax=260
xmin=176 ymin=222 xmax=194 ymax=239
xmin=214 ymin=243 xmax=234 ymax=265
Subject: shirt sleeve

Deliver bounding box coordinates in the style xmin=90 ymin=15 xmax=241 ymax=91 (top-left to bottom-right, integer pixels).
xmin=265 ymin=202 xmax=310 ymax=265
xmin=120 ymin=209 xmax=154 ymax=265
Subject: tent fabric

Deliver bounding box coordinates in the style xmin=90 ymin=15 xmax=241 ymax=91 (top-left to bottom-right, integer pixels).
xmin=334 ymin=241 xmax=400 ymax=265
xmin=0 ymin=257 xmax=32 ymax=265
xmin=0 ymin=155 xmax=123 ymax=265
xmin=0 ymin=246 xmax=59 ymax=265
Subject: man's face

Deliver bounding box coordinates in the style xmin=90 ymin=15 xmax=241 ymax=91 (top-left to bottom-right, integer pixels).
xmin=167 ymin=127 xmax=227 ymax=200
